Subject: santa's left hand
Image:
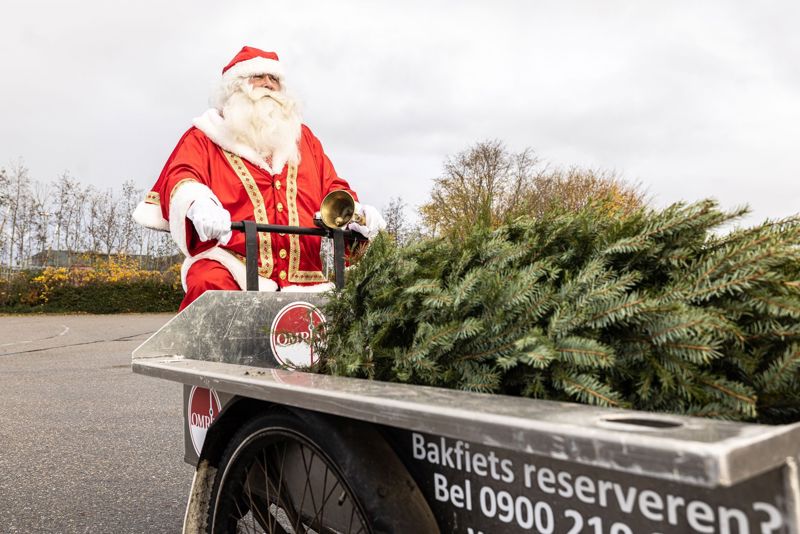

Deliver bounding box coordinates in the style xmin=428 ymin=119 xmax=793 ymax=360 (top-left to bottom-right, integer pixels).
xmin=347 ymin=202 xmax=386 ymax=240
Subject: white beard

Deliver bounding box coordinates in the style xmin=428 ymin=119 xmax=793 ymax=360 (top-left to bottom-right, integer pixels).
xmin=221 ymin=84 xmax=302 ymax=174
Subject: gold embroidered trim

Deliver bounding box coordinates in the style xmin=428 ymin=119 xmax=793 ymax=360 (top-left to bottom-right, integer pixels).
xmin=221 ymin=152 xmax=273 ymax=278
xmin=169 ymin=178 xmax=200 ymax=204
xmin=145 ymin=191 xmax=160 ymax=205
xmin=286 ymin=164 xmax=327 ymax=283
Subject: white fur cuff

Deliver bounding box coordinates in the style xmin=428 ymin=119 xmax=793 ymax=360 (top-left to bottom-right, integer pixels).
xmin=169 ymin=181 xmax=221 ymax=257
xmin=180 ymin=249 xmax=280 ymax=293
xmin=132 ymin=201 xmax=169 ymax=231
xmin=281 ymin=282 xmax=336 ymax=293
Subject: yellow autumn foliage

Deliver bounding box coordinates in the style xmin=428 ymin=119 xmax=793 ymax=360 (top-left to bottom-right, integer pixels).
xmin=419 ymin=140 xmax=647 ymax=240
xmin=31 ymin=256 xmax=177 ymax=303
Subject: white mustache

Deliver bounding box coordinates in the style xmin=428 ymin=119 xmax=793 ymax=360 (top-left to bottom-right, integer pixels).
xmin=248 ymin=87 xmax=287 ymax=108
xmin=263 ymin=93 xmax=287 ymax=109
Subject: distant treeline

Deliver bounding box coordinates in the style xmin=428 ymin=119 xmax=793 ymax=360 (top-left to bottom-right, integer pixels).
xmin=0 ymin=161 xmax=177 ymax=274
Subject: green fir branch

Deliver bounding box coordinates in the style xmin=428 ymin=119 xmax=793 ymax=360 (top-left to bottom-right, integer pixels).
xmin=316 ymin=200 xmax=800 ymax=423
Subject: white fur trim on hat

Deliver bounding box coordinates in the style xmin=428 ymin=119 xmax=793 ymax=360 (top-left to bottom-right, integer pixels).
xmin=223 ymin=57 xmax=285 ymax=82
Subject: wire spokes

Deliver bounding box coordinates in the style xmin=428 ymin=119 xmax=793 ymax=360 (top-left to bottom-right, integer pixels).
xmin=214 ymin=431 xmax=369 ymax=534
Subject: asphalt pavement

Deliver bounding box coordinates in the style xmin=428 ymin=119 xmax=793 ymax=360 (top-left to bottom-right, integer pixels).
xmin=0 ymin=313 xmax=194 ymax=533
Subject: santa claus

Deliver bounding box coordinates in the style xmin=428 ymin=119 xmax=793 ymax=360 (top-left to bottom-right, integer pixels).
xmin=133 ymin=46 xmax=385 ymax=310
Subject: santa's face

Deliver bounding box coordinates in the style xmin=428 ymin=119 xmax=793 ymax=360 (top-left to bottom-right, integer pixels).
xmin=221 ymin=75 xmax=302 ymax=172
xmin=249 ymin=73 xmax=281 ymax=92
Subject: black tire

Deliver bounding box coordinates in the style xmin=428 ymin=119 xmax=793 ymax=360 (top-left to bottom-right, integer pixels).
xmin=202 ymin=408 xmax=439 ymax=534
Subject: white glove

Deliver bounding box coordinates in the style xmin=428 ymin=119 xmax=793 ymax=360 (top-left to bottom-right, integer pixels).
xmin=347 ymin=202 xmax=386 ymax=240
xmin=186 ymin=196 xmax=232 ymax=245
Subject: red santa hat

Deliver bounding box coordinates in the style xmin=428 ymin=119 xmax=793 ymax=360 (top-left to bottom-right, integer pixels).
xmin=221 ymin=46 xmax=285 ymax=82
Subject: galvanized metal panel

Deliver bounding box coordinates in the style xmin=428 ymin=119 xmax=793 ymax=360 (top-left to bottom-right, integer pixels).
xmin=133 ymin=292 xmax=800 ymax=491
xmin=133 ymin=291 xmax=328 ymax=367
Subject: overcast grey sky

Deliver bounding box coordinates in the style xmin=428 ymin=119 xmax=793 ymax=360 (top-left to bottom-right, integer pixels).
xmin=2 ymin=1 xmax=798 ymax=226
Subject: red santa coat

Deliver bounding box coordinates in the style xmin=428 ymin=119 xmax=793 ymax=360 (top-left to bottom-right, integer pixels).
xmin=134 ymin=111 xmax=358 ymax=293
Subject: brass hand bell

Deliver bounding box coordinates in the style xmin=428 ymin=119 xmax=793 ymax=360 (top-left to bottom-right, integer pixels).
xmin=319 ymin=190 xmax=365 ymax=228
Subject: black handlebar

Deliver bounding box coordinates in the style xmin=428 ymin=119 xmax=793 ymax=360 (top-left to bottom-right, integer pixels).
xmin=230 ymin=220 xmax=365 ymax=291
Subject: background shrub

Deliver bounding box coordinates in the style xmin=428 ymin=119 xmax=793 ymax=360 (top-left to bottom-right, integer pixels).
xmin=0 ymin=257 xmax=182 ymax=313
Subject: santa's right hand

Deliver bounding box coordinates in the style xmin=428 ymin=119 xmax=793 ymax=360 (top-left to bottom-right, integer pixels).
xmin=186 ymin=196 xmax=232 ymax=244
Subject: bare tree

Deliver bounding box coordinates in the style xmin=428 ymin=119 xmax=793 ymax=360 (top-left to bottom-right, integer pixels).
xmin=92 ymin=188 xmax=121 ymax=256
xmin=3 ymin=162 xmax=33 ymax=267
xmin=52 ymin=173 xmax=89 ymax=258
xmin=85 ymin=185 xmax=104 ymax=255
xmin=0 ymin=167 xmax=10 ymax=269
xmin=117 ymin=180 xmax=143 ymax=255
xmin=29 ymin=181 xmax=51 ymax=260
xmin=145 ymin=229 xmax=179 ymax=270
xmin=382 ymin=196 xmax=410 ymax=245
xmin=13 ymin=193 xmax=40 ymax=269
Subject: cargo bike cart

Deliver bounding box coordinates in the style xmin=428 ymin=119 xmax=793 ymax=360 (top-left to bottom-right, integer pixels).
xmin=132 ymin=210 xmax=800 ymax=534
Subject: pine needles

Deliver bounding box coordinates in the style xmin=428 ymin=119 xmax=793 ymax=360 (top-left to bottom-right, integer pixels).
xmin=314 ymin=200 xmax=800 ymax=423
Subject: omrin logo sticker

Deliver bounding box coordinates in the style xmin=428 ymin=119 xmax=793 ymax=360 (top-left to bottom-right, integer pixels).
xmin=187 ymin=386 xmax=221 ymax=456
xmin=270 ymin=301 xmax=326 ymax=367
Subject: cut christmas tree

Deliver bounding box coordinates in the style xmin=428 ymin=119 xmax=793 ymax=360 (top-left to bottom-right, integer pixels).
xmin=314 ymin=200 xmax=800 ymax=424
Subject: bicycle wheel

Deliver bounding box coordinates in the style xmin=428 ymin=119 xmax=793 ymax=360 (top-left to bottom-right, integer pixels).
xmin=200 ymin=408 xmax=439 ymax=534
